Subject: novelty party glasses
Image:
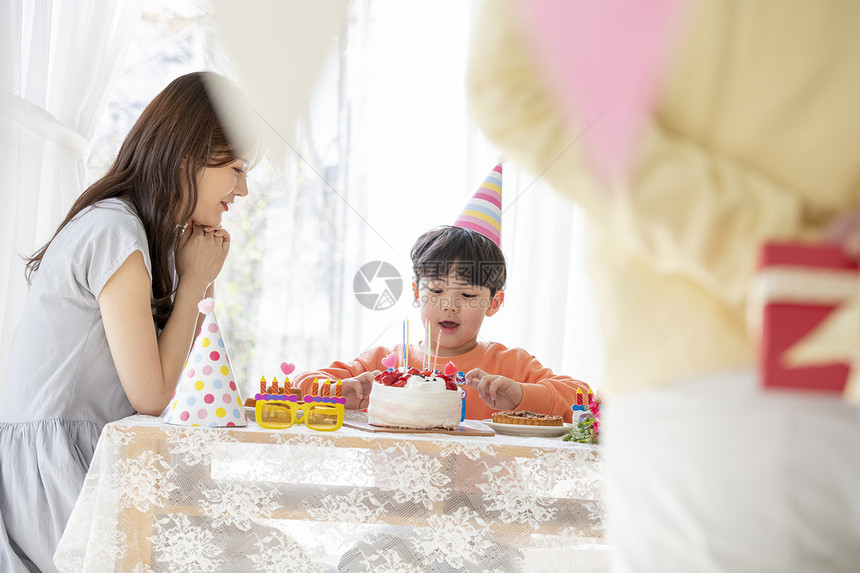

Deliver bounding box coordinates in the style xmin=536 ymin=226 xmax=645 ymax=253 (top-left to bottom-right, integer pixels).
xmin=255 ymin=394 xmax=345 ymax=431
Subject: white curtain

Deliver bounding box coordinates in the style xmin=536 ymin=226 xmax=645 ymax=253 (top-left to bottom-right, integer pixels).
xmin=1 ymin=0 xmax=604 ymax=394
xmin=232 ymin=0 xmax=605 ymax=390
xmin=0 ymin=0 xmax=144 ymax=393
xmin=328 ymin=1 xmax=604 ymax=388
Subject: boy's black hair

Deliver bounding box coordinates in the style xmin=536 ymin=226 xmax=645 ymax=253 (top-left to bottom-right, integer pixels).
xmin=410 ymin=226 xmax=507 ymax=296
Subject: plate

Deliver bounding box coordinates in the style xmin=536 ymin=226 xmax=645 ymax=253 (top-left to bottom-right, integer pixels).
xmin=481 ymin=419 xmax=570 ymax=438
xmin=343 ymin=413 xmax=495 ymax=436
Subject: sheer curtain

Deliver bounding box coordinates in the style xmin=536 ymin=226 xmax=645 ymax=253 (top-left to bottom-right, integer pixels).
xmin=0 ymin=0 xmax=604 ymax=396
xmin=0 ymin=0 xmax=144 ymax=393
xmin=217 ymin=0 xmax=604 ymax=391
xmin=314 ymin=1 xmax=605 ymax=388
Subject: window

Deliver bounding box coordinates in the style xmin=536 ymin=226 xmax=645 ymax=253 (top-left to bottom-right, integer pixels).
xmin=89 ymin=0 xmax=603 ymax=397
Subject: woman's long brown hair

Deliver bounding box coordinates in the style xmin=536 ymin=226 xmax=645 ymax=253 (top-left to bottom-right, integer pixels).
xmin=25 ymin=71 xmax=248 ymax=329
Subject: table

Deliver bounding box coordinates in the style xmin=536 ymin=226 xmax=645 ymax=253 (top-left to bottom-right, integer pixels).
xmin=54 ymin=411 xmax=607 ymax=572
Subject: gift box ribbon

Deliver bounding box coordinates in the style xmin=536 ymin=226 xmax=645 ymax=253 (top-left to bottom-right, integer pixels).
xmin=749 ymin=263 xmax=860 ymax=403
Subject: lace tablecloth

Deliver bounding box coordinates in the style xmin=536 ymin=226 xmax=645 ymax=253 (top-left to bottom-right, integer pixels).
xmin=54 ymin=411 xmax=607 ymax=572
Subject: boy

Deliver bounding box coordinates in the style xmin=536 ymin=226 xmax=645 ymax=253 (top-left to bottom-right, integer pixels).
xmin=296 ymin=192 xmax=590 ymax=422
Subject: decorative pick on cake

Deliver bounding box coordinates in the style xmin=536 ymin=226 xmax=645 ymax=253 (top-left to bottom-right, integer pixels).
xmin=164 ymin=298 xmax=247 ymax=427
xmin=381 ymin=353 xmax=398 ymax=370
xmin=444 ymin=361 xmax=457 ymax=377
xmin=453 ymin=159 xmax=504 ymax=247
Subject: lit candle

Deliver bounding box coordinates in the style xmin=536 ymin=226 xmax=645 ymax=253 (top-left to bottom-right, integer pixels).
xmin=576 ymin=388 xmax=583 ymax=406
xmin=260 ymin=376 xmax=267 ymax=395
xmin=335 ymin=379 xmax=342 ymax=397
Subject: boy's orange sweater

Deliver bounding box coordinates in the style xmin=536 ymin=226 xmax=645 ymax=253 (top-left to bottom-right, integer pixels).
xmin=295 ymin=341 xmax=590 ymax=423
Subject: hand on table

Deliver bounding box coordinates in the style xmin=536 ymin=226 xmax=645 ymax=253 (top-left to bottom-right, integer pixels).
xmin=341 ymin=371 xmax=380 ymax=410
xmin=464 ymin=368 xmax=523 ymax=411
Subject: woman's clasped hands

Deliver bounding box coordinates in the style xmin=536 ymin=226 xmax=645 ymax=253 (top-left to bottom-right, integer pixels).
xmin=176 ymin=221 xmax=230 ymax=293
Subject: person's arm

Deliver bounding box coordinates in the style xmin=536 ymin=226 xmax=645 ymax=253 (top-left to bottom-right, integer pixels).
xmin=294 ymin=361 xmax=369 ymax=394
xmin=465 ymin=348 xmax=589 ymax=422
xmin=100 ymin=224 xmax=228 ymax=416
xmin=99 ymin=251 xmax=207 ymax=415
xmin=294 ymin=346 xmax=391 ymax=408
xmin=194 ymin=225 xmax=225 ymax=333
xmin=463 ymin=368 xmax=523 ymax=412
xmin=514 ymin=354 xmax=590 ymax=421
xmin=466 ymin=0 xmax=807 ymax=309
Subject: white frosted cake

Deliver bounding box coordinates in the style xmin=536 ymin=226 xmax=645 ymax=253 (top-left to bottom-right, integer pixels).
xmin=367 ymin=367 xmax=462 ymax=430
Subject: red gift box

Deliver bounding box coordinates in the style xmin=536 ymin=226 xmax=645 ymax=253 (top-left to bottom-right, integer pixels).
xmin=757 ymin=242 xmax=859 ymax=394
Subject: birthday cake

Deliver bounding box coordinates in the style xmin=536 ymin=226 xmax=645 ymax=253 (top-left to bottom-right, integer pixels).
xmin=367 ymin=367 xmax=463 ymax=430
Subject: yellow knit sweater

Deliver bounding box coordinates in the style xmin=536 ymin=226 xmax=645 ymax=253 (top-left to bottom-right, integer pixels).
xmin=467 ymin=0 xmax=860 ymax=393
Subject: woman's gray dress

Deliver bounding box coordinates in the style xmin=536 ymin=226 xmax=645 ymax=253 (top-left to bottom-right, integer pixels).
xmin=0 ymin=199 xmax=151 ymax=572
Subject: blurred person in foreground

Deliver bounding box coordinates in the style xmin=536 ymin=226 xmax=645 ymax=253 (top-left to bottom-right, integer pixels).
xmin=467 ymin=1 xmax=860 ymax=571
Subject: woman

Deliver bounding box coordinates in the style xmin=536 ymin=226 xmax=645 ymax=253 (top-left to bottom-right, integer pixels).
xmin=0 ymin=71 xmax=256 ymax=572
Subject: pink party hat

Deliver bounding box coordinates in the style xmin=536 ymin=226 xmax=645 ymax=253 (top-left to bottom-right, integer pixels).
xmin=164 ymin=298 xmax=247 ymax=427
xmin=453 ymin=161 xmax=503 ymax=247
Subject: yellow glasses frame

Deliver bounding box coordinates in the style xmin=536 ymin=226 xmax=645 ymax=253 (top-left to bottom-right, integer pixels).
xmin=255 ymin=395 xmax=345 ymax=431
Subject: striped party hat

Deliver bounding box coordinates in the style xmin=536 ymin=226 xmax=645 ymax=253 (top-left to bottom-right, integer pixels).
xmin=453 ymin=161 xmax=503 ymax=247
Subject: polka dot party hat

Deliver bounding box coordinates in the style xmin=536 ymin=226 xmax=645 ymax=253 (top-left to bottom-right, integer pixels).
xmin=164 ymin=297 xmax=247 ymax=427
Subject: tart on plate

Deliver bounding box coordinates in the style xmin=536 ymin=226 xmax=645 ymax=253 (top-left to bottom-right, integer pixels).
xmin=491 ymin=410 xmax=563 ymax=426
